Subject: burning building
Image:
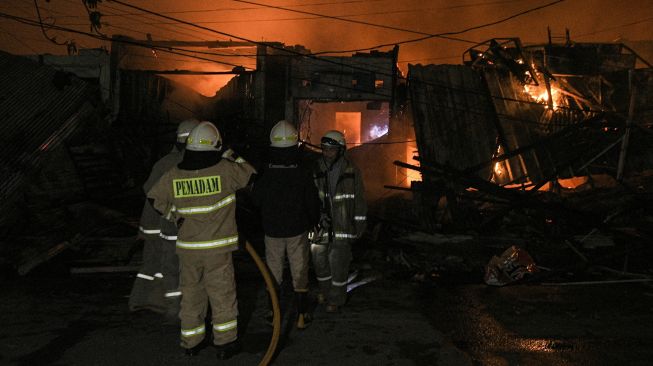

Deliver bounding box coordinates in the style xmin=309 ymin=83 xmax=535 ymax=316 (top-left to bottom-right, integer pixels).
xmin=406 ymin=35 xmax=653 ymax=231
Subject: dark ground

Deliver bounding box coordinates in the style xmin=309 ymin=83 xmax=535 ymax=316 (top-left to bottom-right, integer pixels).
xmin=3 ymin=179 xmax=653 ymax=365
xmin=2 ymin=233 xmax=653 ymax=366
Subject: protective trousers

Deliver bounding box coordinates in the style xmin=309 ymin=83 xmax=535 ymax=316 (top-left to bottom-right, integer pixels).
xmin=129 ymin=234 xmax=165 ymax=313
xmin=264 ymin=233 xmax=309 ymax=292
xmin=160 ymin=237 xmax=180 ymax=317
xmin=311 ymin=240 xmax=352 ymax=306
xmin=178 ymin=251 xmax=238 ymax=348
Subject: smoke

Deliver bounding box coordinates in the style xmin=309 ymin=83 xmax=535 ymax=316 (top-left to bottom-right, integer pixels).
xmin=2 ymin=0 xmax=652 ymax=94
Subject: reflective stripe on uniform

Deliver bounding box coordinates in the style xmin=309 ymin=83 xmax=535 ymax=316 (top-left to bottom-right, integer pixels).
xmin=176 ymin=236 xmax=239 ymax=250
xmin=317 ymin=275 xmax=332 ymax=281
xmin=176 ymin=194 xmax=235 ymax=215
xmin=332 ymin=280 xmax=347 ymax=286
xmin=165 ymin=291 xmax=182 ymax=298
xmin=139 ymin=226 xmax=161 ymax=235
xmin=159 ymin=233 xmax=178 ymax=240
xmin=335 ymin=233 xmax=357 ymax=239
xmin=137 ymin=273 xmax=155 ymax=280
xmin=235 ymin=157 xmax=246 ymax=164
xmin=213 ymin=320 xmax=237 ymax=332
xmin=333 ymin=194 xmax=355 ymax=201
xmin=354 ymin=215 xmax=366 ymax=221
xmin=181 ymin=325 xmax=205 ymax=337
xmin=154 ymin=273 xmax=163 ymax=278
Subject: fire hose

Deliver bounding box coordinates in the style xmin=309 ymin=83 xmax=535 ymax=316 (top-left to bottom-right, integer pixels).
xmin=244 ymin=241 xmax=281 ymax=366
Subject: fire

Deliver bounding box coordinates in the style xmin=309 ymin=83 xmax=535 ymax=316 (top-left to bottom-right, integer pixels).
xmin=523 ymin=83 xmax=562 ymax=110
xmin=405 ymin=142 xmax=421 ymax=185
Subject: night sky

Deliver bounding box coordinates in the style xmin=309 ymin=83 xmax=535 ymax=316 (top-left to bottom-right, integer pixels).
xmin=1 ymin=0 xmax=651 ymax=94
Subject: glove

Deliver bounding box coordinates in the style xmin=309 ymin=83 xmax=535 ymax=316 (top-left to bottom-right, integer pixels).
xmin=319 ymin=213 xmax=331 ymax=230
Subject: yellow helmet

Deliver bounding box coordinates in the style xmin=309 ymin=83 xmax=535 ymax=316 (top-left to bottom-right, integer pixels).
xmin=269 ymin=120 xmax=298 ymax=148
xmin=186 ymin=121 xmax=222 ymax=151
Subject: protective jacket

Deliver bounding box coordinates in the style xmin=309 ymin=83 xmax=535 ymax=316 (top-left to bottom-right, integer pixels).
xmin=147 ymin=157 xmax=255 ymax=253
xmin=252 ymin=147 xmax=320 ymax=238
xmin=313 ymin=156 xmax=367 ymax=243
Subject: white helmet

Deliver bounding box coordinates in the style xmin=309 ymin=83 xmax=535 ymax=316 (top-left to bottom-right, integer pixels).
xmin=186 ymin=121 xmax=222 ymax=151
xmin=269 ymin=120 xmax=298 ymax=148
xmin=176 ymin=118 xmax=200 ymax=143
xmin=321 ymin=130 xmax=346 ymax=149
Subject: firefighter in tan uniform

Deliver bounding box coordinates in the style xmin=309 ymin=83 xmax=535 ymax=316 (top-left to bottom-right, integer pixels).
xmin=311 ymin=130 xmax=367 ymax=313
xmin=147 ymin=121 xmax=255 ymax=360
xmin=252 ymin=120 xmax=320 ymax=329
xmin=129 ymin=119 xmax=199 ymax=315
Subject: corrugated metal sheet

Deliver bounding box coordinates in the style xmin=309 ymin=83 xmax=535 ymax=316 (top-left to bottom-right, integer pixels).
xmin=481 ymin=68 xmax=550 ymax=183
xmin=0 ymin=51 xmax=93 ymax=211
xmin=408 ymin=64 xmax=497 ymax=179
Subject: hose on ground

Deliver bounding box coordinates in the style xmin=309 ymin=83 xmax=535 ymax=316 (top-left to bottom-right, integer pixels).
xmin=245 ymin=241 xmax=281 ymax=366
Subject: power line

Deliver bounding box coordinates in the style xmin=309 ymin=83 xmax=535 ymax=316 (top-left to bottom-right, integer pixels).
xmin=0 ymin=10 xmax=610 ymax=131
xmin=574 ymin=16 xmax=653 ymax=39
xmin=16 ymin=0 xmax=259 ymax=62
xmin=44 ymin=0 xmax=534 ymax=19
xmin=104 ymin=0 xmax=609 ymax=115
xmin=232 ymin=0 xmax=478 ymax=45
xmin=34 ymin=0 xmax=69 ymax=46
xmin=398 ymin=55 xmax=461 ymax=63
xmin=0 ymin=11 xmax=252 ymax=70
xmin=7 ymin=1 xmax=609 ymax=118
xmin=57 ymin=3 xmax=538 ymax=27
xmin=98 ymin=1 xmax=221 ymax=41
xmin=52 ymin=0 xmax=390 ymax=18
xmin=308 ymin=0 xmax=566 ymax=54
xmin=58 ymin=8 xmax=491 ymax=27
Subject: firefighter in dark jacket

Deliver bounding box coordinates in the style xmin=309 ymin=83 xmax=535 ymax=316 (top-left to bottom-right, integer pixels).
xmin=311 ymin=130 xmax=367 ymax=313
xmin=129 ymin=118 xmax=199 ymax=315
xmin=148 ymin=121 xmax=256 ymax=360
xmin=252 ymin=120 xmax=321 ymax=329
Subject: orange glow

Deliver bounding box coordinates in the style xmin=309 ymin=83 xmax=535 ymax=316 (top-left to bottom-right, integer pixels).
xmin=503 ymin=176 xmax=588 ymax=190
xmin=163 ymin=74 xmax=235 ymax=97
xmin=494 ymin=161 xmax=504 ymax=177
xmin=523 ymin=83 xmax=563 ymax=110
xmin=335 ymin=112 xmax=361 ymax=145
xmin=405 ymin=141 xmax=421 ymax=185
xmin=558 ymin=176 xmax=588 ymax=188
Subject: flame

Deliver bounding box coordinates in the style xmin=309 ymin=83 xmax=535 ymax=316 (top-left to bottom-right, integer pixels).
xmin=405 ymin=142 xmax=421 ymax=185
xmin=523 ymin=83 xmax=562 ymax=110
xmin=335 ymin=112 xmax=361 ymax=145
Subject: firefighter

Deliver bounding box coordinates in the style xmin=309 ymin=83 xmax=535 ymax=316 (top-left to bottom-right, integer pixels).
xmin=311 ymin=130 xmax=367 ymax=313
xmin=147 ymin=121 xmax=255 ymax=360
xmin=252 ymin=120 xmax=320 ymax=329
xmin=129 ymin=118 xmax=199 ymax=315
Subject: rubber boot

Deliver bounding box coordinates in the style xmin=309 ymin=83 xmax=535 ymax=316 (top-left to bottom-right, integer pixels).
xmin=295 ymin=291 xmax=312 ymax=329
xmin=215 ymin=339 xmax=242 ymax=360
